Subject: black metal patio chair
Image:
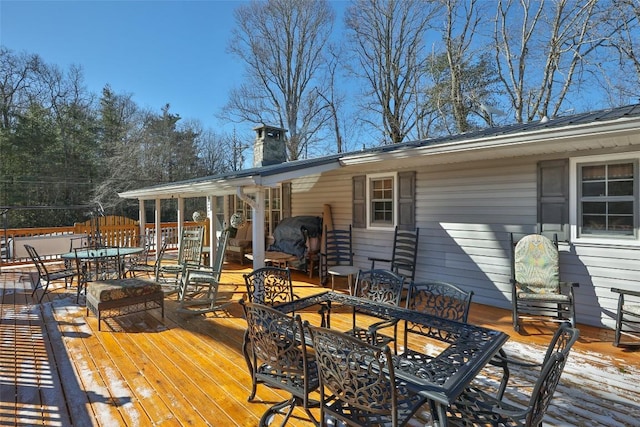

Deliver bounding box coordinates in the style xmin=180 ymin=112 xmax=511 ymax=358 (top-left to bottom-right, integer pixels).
xmin=25 ymin=244 xmax=77 ymax=303
xmin=243 ymin=266 xmax=295 ymax=307
xmin=240 ymin=300 xmax=319 ymax=426
xmin=442 ymin=322 xmax=579 ymax=426
xmin=306 ymin=323 xmax=428 ymax=427
xmin=347 ymin=269 xmax=405 ymax=352
xmin=402 ymin=281 xmax=473 ymax=356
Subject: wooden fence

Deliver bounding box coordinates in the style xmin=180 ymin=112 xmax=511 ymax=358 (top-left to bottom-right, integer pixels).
xmin=0 ymin=215 xmax=206 ymax=264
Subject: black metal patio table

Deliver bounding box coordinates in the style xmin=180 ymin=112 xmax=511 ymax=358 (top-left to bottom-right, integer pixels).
xmin=274 ymin=291 xmax=509 ymax=426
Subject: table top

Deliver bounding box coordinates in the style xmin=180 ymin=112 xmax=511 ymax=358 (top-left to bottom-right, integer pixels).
xmin=61 ymin=247 xmax=144 ymax=259
xmin=245 ymin=251 xmax=298 ymax=262
xmin=275 ymin=291 xmax=509 ymax=407
xmin=327 ymin=265 xmax=360 ymax=276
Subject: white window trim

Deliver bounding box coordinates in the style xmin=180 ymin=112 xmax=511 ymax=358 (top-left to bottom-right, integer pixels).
xmin=570 ymin=152 xmax=639 ymax=246
xmin=366 ymin=172 xmax=398 ymax=230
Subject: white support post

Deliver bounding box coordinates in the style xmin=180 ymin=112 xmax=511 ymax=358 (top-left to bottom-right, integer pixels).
xmin=177 ymin=197 xmax=184 ymax=249
xmin=236 ymin=186 xmax=265 ymax=269
xmin=252 ymin=190 xmax=266 ymax=269
xmin=138 ymin=199 xmax=146 ymax=246
xmin=154 ymin=198 xmax=161 ymax=260
xmin=207 ymin=195 xmax=216 ymax=268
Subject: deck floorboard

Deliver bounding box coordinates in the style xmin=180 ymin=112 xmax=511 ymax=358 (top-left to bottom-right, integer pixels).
xmin=1 ymin=264 xmax=639 ymax=426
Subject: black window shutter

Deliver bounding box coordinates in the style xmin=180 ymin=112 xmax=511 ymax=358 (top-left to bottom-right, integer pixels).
xmin=538 ymin=159 xmax=569 ymax=241
xmin=353 ymin=175 xmax=366 ymax=228
xmin=398 ymin=171 xmax=416 ymax=230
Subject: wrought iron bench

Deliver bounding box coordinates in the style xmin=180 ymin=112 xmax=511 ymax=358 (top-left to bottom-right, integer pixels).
xmin=86 ymin=277 xmax=164 ymax=331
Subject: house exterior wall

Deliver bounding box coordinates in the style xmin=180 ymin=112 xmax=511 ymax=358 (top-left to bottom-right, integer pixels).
xmin=290 ymin=152 xmax=638 ymax=330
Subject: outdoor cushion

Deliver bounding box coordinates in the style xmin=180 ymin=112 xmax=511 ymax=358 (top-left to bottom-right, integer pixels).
xmin=227 ymin=222 xmax=252 ymax=248
xmin=88 ymin=278 xmax=162 ymax=303
xmin=514 ymin=234 xmax=560 ymax=294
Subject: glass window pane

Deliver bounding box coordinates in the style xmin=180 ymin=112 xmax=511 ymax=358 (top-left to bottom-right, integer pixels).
xmin=582 ymin=202 xmax=606 ymax=214
xmin=582 ymin=165 xmax=606 ymax=180
xmin=609 ymin=216 xmax=634 ymax=232
xmin=609 ymin=163 xmax=633 ymax=179
xmin=609 ymin=201 xmax=634 ymax=215
xmin=582 ymin=182 xmax=605 ymax=197
xmin=582 ymin=215 xmax=606 ymax=232
xmin=608 ymin=181 xmax=634 ymax=196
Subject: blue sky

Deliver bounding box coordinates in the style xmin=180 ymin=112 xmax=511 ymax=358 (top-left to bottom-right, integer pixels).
xmin=1 ymin=0 xmax=262 ymax=131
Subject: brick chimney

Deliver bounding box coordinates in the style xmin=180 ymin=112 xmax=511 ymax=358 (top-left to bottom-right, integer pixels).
xmin=253 ymin=124 xmax=287 ymax=167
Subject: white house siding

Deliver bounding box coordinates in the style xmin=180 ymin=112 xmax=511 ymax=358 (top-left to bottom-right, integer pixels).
xmin=413 ymin=158 xmax=537 ymax=311
xmin=290 ymin=154 xmax=640 ymax=329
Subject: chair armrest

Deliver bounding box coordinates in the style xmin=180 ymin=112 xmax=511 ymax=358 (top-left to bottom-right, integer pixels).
xmin=488 ymin=348 xmax=543 ymax=400
xmin=368 ymin=318 xmax=400 ymax=343
xmin=560 ymin=281 xmax=579 ymax=288
xmin=490 ymin=350 xmax=542 ymax=369
xmin=491 ymin=402 xmax=532 ymax=419
xmin=368 ymin=317 xmax=400 ymax=332
xmin=612 ymin=287 xmax=640 ymax=298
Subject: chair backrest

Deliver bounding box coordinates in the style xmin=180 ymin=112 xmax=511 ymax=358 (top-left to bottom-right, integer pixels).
xmin=541 ymin=321 xmax=579 ymax=365
xmin=405 ymin=281 xmax=474 ymax=344
xmin=24 ymin=244 xmax=48 ymax=278
xmin=323 ymin=225 xmax=353 ymax=267
xmin=178 ymin=226 xmax=204 ymax=267
xmin=240 ymin=300 xmax=317 ymax=401
xmin=391 ymin=227 xmax=419 ymax=281
xmin=406 ymin=281 xmax=473 ymax=322
xmin=153 ymin=241 xmax=169 ymax=279
xmin=307 ymin=324 xmax=399 ymax=423
xmin=209 ymin=230 xmax=230 ymax=282
xmin=243 ymin=266 xmax=294 ymax=306
xmin=353 ymin=269 xmax=404 ymax=306
xmin=526 ymin=323 xmax=579 ymax=426
xmin=513 ymin=233 xmax=560 ymax=293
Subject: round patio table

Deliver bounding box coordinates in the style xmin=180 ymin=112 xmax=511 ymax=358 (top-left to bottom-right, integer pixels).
xmin=327 ymin=265 xmax=360 ymax=295
xmin=61 ymin=247 xmax=144 ymax=260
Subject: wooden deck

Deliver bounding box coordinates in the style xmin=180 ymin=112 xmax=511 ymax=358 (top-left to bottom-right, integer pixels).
xmin=1 ymin=261 xmax=639 ymax=426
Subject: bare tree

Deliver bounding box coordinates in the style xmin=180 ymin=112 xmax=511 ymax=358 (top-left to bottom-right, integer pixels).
xmin=196 ymin=127 xmax=240 ymax=174
xmin=593 ymin=0 xmax=640 ymax=105
xmin=0 ymin=47 xmax=43 ymax=130
xmin=493 ymin=0 xmax=614 ymax=122
xmin=345 ymin=0 xmax=440 ymax=144
xmin=223 ymin=0 xmax=335 ymax=160
xmin=425 ymin=0 xmax=502 ymax=133
xmin=314 ymin=45 xmax=346 ymax=153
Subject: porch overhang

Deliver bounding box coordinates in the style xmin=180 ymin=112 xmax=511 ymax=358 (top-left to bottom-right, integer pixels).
xmin=117 ymin=156 xmax=342 ymax=201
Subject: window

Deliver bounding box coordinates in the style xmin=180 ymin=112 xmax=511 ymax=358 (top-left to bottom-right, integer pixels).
xmin=579 ymin=162 xmax=635 ymax=236
xmin=353 ymin=172 xmax=415 ymax=230
xmin=230 ymin=185 xmax=285 ymax=236
xmin=370 ymin=176 xmax=394 ymax=226
xmin=266 ymin=187 xmax=281 ymax=236
xmin=570 ymin=154 xmax=639 ymax=243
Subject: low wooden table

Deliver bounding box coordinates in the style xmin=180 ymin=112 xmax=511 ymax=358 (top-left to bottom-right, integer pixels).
xmin=245 ymin=251 xmax=298 ymax=268
xmin=86 ymin=277 xmax=164 ymax=331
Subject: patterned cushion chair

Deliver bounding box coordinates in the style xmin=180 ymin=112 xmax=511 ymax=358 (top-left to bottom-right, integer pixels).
xmin=511 ymin=233 xmax=578 ymax=332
